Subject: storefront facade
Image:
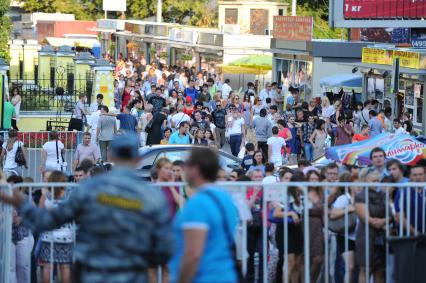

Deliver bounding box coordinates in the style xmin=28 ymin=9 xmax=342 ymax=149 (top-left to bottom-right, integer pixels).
xmin=271 ymin=39 xmax=369 ymax=100
xmin=353 ymin=47 xmax=426 ymax=132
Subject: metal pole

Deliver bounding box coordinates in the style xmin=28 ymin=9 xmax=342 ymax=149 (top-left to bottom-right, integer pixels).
xmin=157 ymin=0 xmax=162 ymax=23
xmin=291 ymin=0 xmax=297 ymax=16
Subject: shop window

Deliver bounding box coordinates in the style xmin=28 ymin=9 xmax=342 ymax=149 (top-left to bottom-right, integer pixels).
xmin=225 ymin=8 xmax=238 ymax=24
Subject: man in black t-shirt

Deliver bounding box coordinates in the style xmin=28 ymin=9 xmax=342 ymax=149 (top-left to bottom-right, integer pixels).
xmin=148 ymin=87 xmax=166 ymax=115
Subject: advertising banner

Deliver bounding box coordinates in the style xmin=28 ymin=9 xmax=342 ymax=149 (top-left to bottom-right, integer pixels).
xmin=344 ymin=0 xmax=426 ymax=19
xmin=326 ymin=133 xmax=426 ymax=166
xmin=361 ymin=47 xmax=393 ymax=65
xmin=273 ymin=16 xmax=313 ymax=41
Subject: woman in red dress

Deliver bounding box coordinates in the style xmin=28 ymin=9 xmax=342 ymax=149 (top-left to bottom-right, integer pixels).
xmin=121 ymin=80 xmax=132 ymax=112
xmin=183 ymin=96 xmax=194 ymax=116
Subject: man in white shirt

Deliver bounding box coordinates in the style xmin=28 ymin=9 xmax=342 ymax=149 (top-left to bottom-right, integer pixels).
xmin=90 ymin=93 xmax=104 ymax=113
xmin=267 ymin=126 xmax=286 ymax=168
xmin=221 ymin=79 xmax=232 ymax=100
xmin=393 ymin=119 xmax=407 ymax=135
xmin=258 ymin=82 xmax=273 ymax=104
xmin=171 ymin=105 xmax=191 ymax=130
xmin=87 ymin=105 xmax=101 ymax=144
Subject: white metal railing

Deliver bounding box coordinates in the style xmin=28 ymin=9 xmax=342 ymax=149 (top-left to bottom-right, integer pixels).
xmin=0 ymin=131 xmax=83 ymax=181
xmin=1 ymin=181 xmax=426 ymax=283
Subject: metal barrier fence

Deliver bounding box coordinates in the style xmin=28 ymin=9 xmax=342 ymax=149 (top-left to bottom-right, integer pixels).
xmin=0 ymin=185 xmax=13 ymax=283
xmin=1 ymin=181 xmax=426 ymax=283
xmin=1 ymin=131 xmax=82 ymax=181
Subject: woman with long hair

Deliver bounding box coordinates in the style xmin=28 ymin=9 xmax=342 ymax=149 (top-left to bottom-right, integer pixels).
xmin=193 ymin=129 xmax=208 ymax=146
xmin=121 ymin=80 xmax=133 ymax=112
xmin=306 ymin=170 xmax=324 ymax=282
xmin=40 ymin=131 xmax=66 ymax=173
xmin=248 ymin=150 xmax=266 ymax=176
xmin=204 ymin=129 xmax=215 ymax=146
xmin=0 ymin=129 xmax=26 ymax=177
xmin=309 ymin=119 xmax=328 ymax=160
xmin=330 ymin=172 xmax=360 ymax=283
xmin=160 ymin=128 xmax=172 ymax=145
xmin=10 ymin=87 xmax=21 ymax=130
xmin=38 ymin=171 xmax=73 ymax=283
xmin=273 ymin=173 xmax=305 ymax=283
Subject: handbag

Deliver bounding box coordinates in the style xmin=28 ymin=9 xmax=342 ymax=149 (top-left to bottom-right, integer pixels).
xmin=15 ymin=141 xmax=27 ymax=168
xmin=145 ymin=118 xmax=154 ymax=133
xmin=329 ymin=212 xmax=357 ymax=234
xmin=204 ymin=190 xmax=246 ymax=283
xmin=329 ymin=195 xmax=357 ymax=234
xmin=56 ymin=140 xmax=67 ymax=172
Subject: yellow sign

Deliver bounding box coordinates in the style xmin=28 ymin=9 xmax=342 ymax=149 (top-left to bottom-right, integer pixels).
xmin=393 ymin=50 xmax=420 ymax=69
xmin=362 ymin=48 xmax=393 ymax=65
xmin=362 ymin=47 xmax=424 ymax=70
xmin=94 ymin=70 xmax=114 ymax=109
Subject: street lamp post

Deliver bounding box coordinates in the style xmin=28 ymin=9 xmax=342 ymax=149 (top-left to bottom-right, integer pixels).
xmin=157 ymin=0 xmax=162 ymax=23
xmin=292 ymin=0 xmax=297 ymax=16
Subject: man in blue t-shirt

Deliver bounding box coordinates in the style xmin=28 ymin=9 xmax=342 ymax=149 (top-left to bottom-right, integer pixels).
xmin=117 ymin=106 xmax=138 ymax=133
xmin=394 ymin=164 xmax=426 ymax=234
xmin=169 ymin=147 xmax=239 ymax=283
xmin=184 ymin=80 xmax=198 ymax=104
xmin=169 ymin=122 xmax=191 ymax=145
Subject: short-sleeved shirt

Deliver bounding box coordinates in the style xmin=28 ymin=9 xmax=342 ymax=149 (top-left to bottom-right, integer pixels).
xmin=169 ymin=131 xmax=190 ymax=145
xmin=2 ymin=140 xmax=22 ymax=169
xmin=332 ymin=193 xmax=357 ymax=240
xmin=42 ymin=140 xmax=64 ymax=169
xmin=169 ymin=186 xmax=238 ymax=283
xmin=335 ymin=125 xmax=353 ymax=146
xmin=394 ymin=187 xmax=426 ymax=233
xmin=97 ymin=115 xmax=116 ymax=141
xmin=368 ymin=117 xmax=383 ymax=137
xmin=3 ymin=102 xmax=15 ymax=129
xmin=75 ymin=143 xmax=100 ymax=163
xmin=228 ymin=117 xmax=244 ymax=135
xmin=117 ymin=114 xmax=138 ymax=133
xmin=267 ymin=136 xmax=285 ymax=163
xmin=74 ymin=101 xmax=85 ymax=119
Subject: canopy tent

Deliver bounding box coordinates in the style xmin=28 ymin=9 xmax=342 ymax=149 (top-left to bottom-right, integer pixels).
xmin=228 ymin=54 xmax=273 ymax=71
xmin=44 ymin=37 xmax=100 ymax=49
xmin=325 ymin=133 xmax=426 ymax=166
xmin=319 ymin=74 xmax=362 ymax=88
xmin=219 ymin=65 xmax=269 ymax=75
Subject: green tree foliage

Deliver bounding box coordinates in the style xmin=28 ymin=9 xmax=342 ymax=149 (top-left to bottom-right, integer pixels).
xmin=297 ymin=3 xmax=347 ymax=39
xmin=0 ymin=0 xmax=11 ymax=61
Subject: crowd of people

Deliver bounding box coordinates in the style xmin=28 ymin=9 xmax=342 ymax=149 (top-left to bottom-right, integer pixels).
xmin=0 ymin=58 xmax=423 ymax=283
xmin=1 ymin=125 xmax=426 ymax=283
xmin=65 ymin=58 xmax=417 ymax=169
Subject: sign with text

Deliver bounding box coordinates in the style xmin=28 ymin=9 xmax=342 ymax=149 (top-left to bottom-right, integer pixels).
xmin=344 ymin=0 xmax=426 ymax=20
xmin=103 ymin=0 xmax=126 ymax=12
xmin=362 ymin=48 xmax=393 ymax=65
xmin=273 ymin=16 xmax=313 ymax=41
xmin=361 ymin=47 xmax=426 ymax=70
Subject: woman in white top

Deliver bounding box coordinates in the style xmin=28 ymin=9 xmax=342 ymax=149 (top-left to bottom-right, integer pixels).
xmin=330 ymin=173 xmax=360 ymax=283
xmin=321 ymin=96 xmax=335 ymax=119
xmin=267 ymin=126 xmax=286 ymax=168
xmin=10 ymin=87 xmax=21 ymax=130
xmin=226 ymin=107 xmax=245 ymax=156
xmin=40 ymin=131 xmax=66 ymax=173
xmin=0 ymin=129 xmax=25 ymax=177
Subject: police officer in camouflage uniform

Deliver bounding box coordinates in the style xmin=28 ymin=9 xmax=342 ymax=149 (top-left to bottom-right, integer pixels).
xmin=0 ymin=134 xmax=174 ymax=283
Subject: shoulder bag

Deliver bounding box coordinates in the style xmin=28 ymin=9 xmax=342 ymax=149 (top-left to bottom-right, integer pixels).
xmin=15 ymin=141 xmax=27 ymax=169
xmin=204 ymin=190 xmax=246 ymax=283
xmin=56 ymin=140 xmax=67 ymax=172
xmin=329 ymin=195 xmax=357 ymax=234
